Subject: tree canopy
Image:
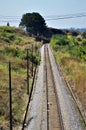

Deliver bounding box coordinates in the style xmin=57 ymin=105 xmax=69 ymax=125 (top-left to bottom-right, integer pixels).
xmin=19 ymin=12 xmax=47 ymax=36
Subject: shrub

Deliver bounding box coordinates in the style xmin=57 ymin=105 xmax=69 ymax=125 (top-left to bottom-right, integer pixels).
xmin=0 ymin=26 xmax=16 ymax=33
xmin=6 ymin=33 xmax=15 ymax=41
xmin=3 ymin=46 xmax=25 ymax=59
xmin=50 ymin=34 xmax=86 ymax=61
xmin=82 ymin=39 xmax=86 ymax=46
xmin=82 ymin=31 xmax=86 ymax=38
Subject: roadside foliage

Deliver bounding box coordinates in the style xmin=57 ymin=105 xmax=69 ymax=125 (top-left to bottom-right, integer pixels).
xmin=0 ymin=26 xmax=41 ymax=129
xmin=50 ymin=33 xmax=86 ymax=116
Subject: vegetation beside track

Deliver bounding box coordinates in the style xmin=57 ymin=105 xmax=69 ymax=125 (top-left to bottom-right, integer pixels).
xmin=50 ymin=33 xmax=86 ymax=122
xmin=0 ymin=26 xmax=41 ymax=129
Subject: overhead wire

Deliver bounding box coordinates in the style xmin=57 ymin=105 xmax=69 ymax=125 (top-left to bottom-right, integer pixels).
xmin=0 ymin=12 xmax=86 ymax=23
xmin=45 ymin=12 xmax=86 ymax=21
xmin=0 ymin=15 xmax=21 ymax=23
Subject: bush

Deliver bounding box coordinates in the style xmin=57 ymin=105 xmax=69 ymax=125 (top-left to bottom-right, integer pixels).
xmin=6 ymin=33 xmax=15 ymax=41
xmin=82 ymin=39 xmax=86 ymax=46
xmin=50 ymin=35 xmax=69 ymax=51
xmin=82 ymin=31 xmax=86 ymax=38
xmin=50 ymin=34 xmax=86 ymax=61
xmin=3 ymin=46 xmax=25 ymax=59
xmin=0 ymin=26 xmax=16 ymax=33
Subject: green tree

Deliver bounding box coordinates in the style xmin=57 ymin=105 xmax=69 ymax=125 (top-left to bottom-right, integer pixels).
xmin=82 ymin=31 xmax=86 ymax=38
xmin=19 ymin=12 xmax=47 ymax=36
xmin=7 ymin=22 xmax=10 ymax=26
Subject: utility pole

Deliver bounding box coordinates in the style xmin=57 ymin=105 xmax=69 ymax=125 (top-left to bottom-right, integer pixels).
xmin=32 ymin=44 xmax=33 ymax=77
xmin=9 ymin=61 xmax=12 ymax=130
xmin=27 ymin=49 xmax=29 ymax=95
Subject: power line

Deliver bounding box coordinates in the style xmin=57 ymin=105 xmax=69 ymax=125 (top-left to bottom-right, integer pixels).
xmin=44 ymin=12 xmax=86 ymax=18
xmin=45 ymin=12 xmax=86 ymax=21
xmin=0 ymin=15 xmax=21 ymax=23
xmin=0 ymin=12 xmax=86 ymax=23
xmin=0 ymin=20 xmax=20 ymax=23
xmin=46 ymin=15 xmax=86 ymax=21
xmin=0 ymin=12 xmax=86 ymax=18
xmin=0 ymin=15 xmax=21 ymax=18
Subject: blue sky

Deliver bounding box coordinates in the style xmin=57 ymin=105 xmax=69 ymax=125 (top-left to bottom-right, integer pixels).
xmin=0 ymin=0 xmax=86 ymax=28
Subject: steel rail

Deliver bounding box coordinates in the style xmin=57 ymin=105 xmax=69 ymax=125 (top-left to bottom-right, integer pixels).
xmin=44 ymin=44 xmax=64 ymax=130
xmin=44 ymin=45 xmax=49 ymax=130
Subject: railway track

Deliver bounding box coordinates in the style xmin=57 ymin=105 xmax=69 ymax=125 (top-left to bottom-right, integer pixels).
xmin=27 ymin=44 xmax=84 ymax=130
xmin=41 ymin=44 xmax=64 ymax=130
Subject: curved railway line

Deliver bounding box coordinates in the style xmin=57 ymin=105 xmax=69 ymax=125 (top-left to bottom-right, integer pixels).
xmin=41 ymin=45 xmax=64 ymax=130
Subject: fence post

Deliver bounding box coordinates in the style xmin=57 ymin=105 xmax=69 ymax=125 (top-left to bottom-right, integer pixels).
xmin=27 ymin=49 xmax=29 ymax=95
xmin=9 ymin=61 xmax=12 ymax=130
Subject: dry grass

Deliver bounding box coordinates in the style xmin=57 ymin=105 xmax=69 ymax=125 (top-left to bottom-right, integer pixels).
xmin=0 ymin=26 xmax=41 ymax=129
xmin=55 ymin=51 xmax=86 ymax=112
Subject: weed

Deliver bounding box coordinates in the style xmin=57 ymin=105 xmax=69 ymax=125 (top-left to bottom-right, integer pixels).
xmin=0 ymin=26 xmax=41 ymax=129
xmin=50 ymin=34 xmax=86 ymax=117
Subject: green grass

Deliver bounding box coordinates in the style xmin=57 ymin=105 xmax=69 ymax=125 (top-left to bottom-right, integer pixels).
xmin=0 ymin=26 xmax=42 ymax=129
xmin=50 ymin=34 xmax=86 ymax=61
xmin=50 ymin=34 xmax=86 ymax=125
